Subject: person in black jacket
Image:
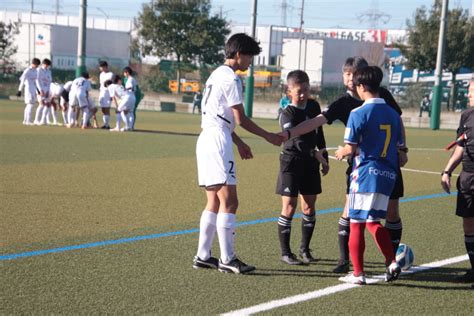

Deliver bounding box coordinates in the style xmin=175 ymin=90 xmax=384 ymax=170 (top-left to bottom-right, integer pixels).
xmin=276 ymin=70 xmax=330 ymax=265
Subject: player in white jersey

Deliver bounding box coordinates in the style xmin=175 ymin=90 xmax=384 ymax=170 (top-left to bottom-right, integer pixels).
xmin=105 ymin=75 xmax=126 ymax=131
xmin=17 ymin=58 xmax=40 ymax=125
xmin=68 ymin=72 xmax=96 ymax=129
xmin=59 ymin=81 xmax=73 ymax=126
xmin=46 ymin=82 xmax=63 ymax=125
xmin=34 ymin=59 xmax=52 ymax=125
xmin=98 ymin=61 xmax=114 ymax=129
xmin=117 ymin=66 xmax=137 ymax=131
xmin=193 ymin=33 xmax=282 ymax=274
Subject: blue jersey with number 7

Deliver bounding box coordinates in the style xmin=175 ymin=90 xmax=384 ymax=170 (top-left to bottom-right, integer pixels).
xmin=344 ymin=98 xmax=403 ymax=195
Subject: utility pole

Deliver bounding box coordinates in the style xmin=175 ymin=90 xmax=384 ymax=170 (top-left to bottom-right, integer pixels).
xmin=244 ymin=0 xmax=257 ymax=118
xmin=430 ymin=0 xmax=448 ymax=130
xmin=297 ymin=0 xmax=304 ymax=69
xmin=280 ymin=0 xmax=287 ymax=26
xmin=76 ymin=0 xmax=87 ymax=77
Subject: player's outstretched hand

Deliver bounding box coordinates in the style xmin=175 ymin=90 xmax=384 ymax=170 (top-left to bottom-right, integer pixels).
xmin=399 ymin=151 xmax=408 ymax=167
xmin=16 ymin=91 xmax=21 ymax=97
xmin=441 ymin=173 xmax=451 ymax=194
xmin=277 ymin=130 xmax=289 ymax=142
xmin=265 ymin=132 xmax=283 ymax=146
xmin=334 ymin=146 xmax=345 ymax=161
xmin=237 ymin=142 xmax=253 ymax=160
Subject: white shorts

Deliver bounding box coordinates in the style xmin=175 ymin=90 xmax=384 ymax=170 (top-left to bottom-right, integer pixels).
xmin=196 ymin=127 xmax=236 ymax=187
xmin=99 ymin=90 xmax=111 ymax=108
xmin=117 ymin=96 xmax=135 ymax=112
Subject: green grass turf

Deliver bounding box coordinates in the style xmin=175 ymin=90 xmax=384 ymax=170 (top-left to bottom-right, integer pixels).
xmin=1 ymin=100 xmax=472 ymax=314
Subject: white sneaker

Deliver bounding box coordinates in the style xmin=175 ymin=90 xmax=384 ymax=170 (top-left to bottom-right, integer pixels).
xmin=339 ymin=272 xmax=366 ymax=285
xmin=110 ymin=127 xmax=120 ymax=132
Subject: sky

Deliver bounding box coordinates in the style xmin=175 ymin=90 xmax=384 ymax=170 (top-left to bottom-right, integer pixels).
xmin=2 ymin=0 xmax=473 ymax=30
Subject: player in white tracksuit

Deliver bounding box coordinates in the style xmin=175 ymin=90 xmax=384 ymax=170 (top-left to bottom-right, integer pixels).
xmin=17 ymin=58 xmax=40 ymax=125
xmin=105 ymin=76 xmax=126 ymax=131
xmin=121 ymin=66 xmax=137 ymax=131
xmin=68 ymin=72 xmax=96 ymax=129
xmin=34 ymin=59 xmax=52 ymax=125
xmin=98 ymin=61 xmax=114 ymax=129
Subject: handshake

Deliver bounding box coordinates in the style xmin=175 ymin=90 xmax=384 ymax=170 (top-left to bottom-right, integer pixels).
xmin=264 ymin=130 xmax=292 ymax=146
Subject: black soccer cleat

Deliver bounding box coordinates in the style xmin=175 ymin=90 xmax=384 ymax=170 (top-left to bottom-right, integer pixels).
xmin=454 ymin=269 xmax=474 ymax=283
xmin=385 ymin=262 xmax=401 ymax=282
xmin=101 ymin=125 xmax=110 ymax=129
xmin=281 ymin=253 xmax=304 ymax=265
xmin=218 ymin=257 xmax=256 ymax=274
xmin=333 ymin=260 xmax=350 ymax=273
xmin=193 ymin=256 xmax=219 ymax=270
xmin=299 ymin=249 xmax=317 ymax=263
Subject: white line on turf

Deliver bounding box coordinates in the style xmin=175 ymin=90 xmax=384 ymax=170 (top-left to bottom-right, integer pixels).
xmin=326 ymin=155 xmax=459 ymax=177
xmin=221 ymin=255 xmax=468 ymax=316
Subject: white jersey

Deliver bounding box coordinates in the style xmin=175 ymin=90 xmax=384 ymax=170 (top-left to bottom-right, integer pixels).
xmin=100 ymin=71 xmax=114 ymax=92
xmin=63 ymin=81 xmax=73 ymax=92
xmin=18 ymin=67 xmax=38 ymax=104
xmin=49 ymin=82 xmax=64 ymax=97
xmin=108 ymin=83 xmax=124 ymax=99
xmin=36 ymin=67 xmax=52 ymax=94
xmin=71 ymin=77 xmax=91 ymax=96
xmin=201 ymin=65 xmax=242 ymax=132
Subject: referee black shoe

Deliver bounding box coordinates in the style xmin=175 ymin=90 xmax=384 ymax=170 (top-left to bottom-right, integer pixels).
xmin=218 ymin=257 xmax=256 ymax=274
xmin=299 ymin=249 xmax=317 ymax=263
xmin=281 ymin=253 xmax=304 ymax=265
xmin=193 ymin=256 xmax=219 ymax=270
xmin=333 ymin=260 xmax=350 ymax=273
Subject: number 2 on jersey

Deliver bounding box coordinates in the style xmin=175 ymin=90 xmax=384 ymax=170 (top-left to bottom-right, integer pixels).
xmin=379 ymin=124 xmax=391 ymax=157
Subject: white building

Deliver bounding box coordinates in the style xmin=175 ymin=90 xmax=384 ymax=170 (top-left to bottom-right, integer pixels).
xmin=1 ymin=10 xmax=133 ymax=70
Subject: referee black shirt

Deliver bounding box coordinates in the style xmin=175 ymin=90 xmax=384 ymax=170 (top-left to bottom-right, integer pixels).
xmin=458 ymin=107 xmax=474 ymax=172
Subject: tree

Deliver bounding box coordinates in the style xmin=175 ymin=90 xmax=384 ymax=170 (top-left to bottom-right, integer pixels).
xmin=137 ymin=0 xmax=230 ymax=93
xmin=0 ymin=21 xmax=19 ymax=75
xmin=399 ymin=1 xmax=474 ymax=109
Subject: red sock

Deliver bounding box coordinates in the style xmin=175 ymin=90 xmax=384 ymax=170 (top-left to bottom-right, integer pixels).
xmin=367 ymin=221 xmax=395 ymax=266
xmin=349 ymin=222 xmax=366 ymax=276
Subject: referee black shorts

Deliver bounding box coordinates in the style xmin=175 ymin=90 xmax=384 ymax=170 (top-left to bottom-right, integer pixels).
xmin=345 ymin=164 xmax=404 ymax=199
xmin=276 ymin=154 xmax=322 ymax=197
xmin=456 ymin=170 xmax=474 ymax=218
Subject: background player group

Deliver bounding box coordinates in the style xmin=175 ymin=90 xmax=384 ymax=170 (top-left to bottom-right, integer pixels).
xmin=17 ymin=59 xmax=139 ymax=132
xmin=192 ymin=33 xmax=428 ymax=285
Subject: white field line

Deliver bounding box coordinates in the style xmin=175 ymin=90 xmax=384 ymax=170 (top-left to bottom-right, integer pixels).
xmin=222 ymin=255 xmax=468 ymax=316
xmin=327 ymin=147 xmax=445 ymax=152
xmin=326 ymin=155 xmax=459 ymax=177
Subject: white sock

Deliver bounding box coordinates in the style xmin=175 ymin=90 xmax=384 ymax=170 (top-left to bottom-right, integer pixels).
xmin=129 ymin=113 xmax=135 ymax=129
xmin=34 ymin=105 xmax=44 ymax=123
xmin=121 ymin=111 xmax=129 ymax=129
xmin=104 ymin=114 xmax=110 ymax=126
xmin=51 ymin=108 xmax=58 ymax=124
xmin=41 ymin=107 xmax=51 ymax=124
xmin=24 ymin=103 xmax=34 ymax=123
xmin=82 ymin=108 xmax=90 ymax=127
xmin=62 ymin=111 xmax=68 ymax=125
xmin=68 ymin=107 xmax=75 ymax=125
xmin=196 ymin=210 xmax=218 ymax=260
xmin=115 ymin=112 xmax=122 ymax=129
xmin=216 ymin=213 xmax=236 ymax=264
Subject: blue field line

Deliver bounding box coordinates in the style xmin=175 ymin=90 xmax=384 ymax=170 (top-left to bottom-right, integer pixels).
xmin=0 ymin=192 xmax=452 ymax=261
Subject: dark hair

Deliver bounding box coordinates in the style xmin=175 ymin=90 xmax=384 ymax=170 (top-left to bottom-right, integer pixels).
xmin=342 ymin=56 xmax=368 ymax=73
xmin=42 ymin=58 xmax=52 ymax=66
xmin=81 ymin=72 xmax=90 ymax=79
xmin=104 ymin=79 xmax=113 ymax=87
xmin=225 ymin=33 xmax=261 ymax=59
xmin=32 ymin=58 xmax=41 ymax=65
xmin=99 ymin=61 xmax=108 ymax=68
xmin=286 ymin=70 xmax=310 ymax=85
xmin=123 ymin=66 xmax=133 ymax=75
xmin=352 ymin=66 xmax=383 ymax=94
xmin=113 ymin=75 xmax=122 ymax=84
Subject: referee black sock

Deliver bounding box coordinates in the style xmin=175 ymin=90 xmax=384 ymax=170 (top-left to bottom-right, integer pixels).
xmin=300 ymin=213 xmax=316 ymax=252
xmin=465 ymin=235 xmax=474 ymax=270
xmin=278 ymin=215 xmax=293 ymax=256
xmin=338 ymin=217 xmax=350 ymax=262
xmin=385 ymin=220 xmax=403 ymax=254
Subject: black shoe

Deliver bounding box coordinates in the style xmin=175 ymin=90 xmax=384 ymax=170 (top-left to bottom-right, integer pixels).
xmin=385 ymin=262 xmax=401 ymax=282
xmin=101 ymin=125 xmax=110 ymax=129
xmin=454 ymin=270 xmax=474 ymax=283
xmin=333 ymin=260 xmax=350 ymax=273
xmin=193 ymin=256 xmax=219 ymax=270
xmin=281 ymin=253 xmax=304 ymax=265
xmin=299 ymin=249 xmax=317 ymax=263
xmin=218 ymin=257 xmax=256 ymax=274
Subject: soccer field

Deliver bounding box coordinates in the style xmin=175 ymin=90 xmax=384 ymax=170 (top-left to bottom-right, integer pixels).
xmin=1 ymin=100 xmax=473 ymax=314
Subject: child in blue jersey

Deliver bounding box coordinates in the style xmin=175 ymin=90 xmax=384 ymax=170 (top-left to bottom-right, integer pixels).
xmin=335 ymin=66 xmax=403 ymax=285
